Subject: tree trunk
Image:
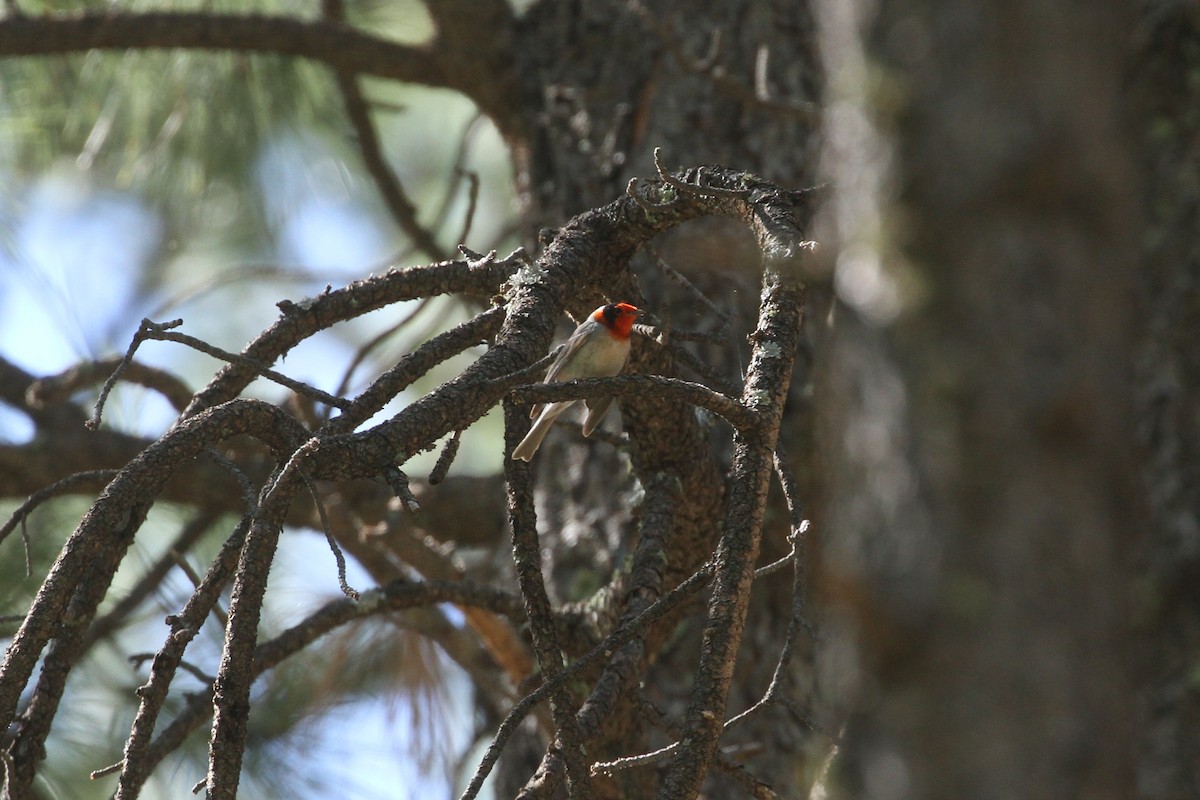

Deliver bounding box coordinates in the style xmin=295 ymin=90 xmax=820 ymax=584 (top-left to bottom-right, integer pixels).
xmin=812 ymin=0 xmax=1142 ymax=797
xmin=1130 ymin=4 xmax=1200 ymax=798
xmin=493 ymin=3 xmax=822 ymax=795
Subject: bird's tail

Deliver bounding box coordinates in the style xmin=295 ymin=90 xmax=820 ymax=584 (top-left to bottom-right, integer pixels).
xmin=511 ymin=402 xmax=571 ymax=461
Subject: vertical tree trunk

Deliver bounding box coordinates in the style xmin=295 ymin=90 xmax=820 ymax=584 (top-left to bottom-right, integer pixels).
xmin=813 ymin=0 xmax=1142 ymax=797
xmin=495 ymin=1 xmax=823 ymax=795
xmin=1130 ymin=4 xmax=1200 ymax=798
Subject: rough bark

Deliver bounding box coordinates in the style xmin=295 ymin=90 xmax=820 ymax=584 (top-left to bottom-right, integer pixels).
xmin=1130 ymin=4 xmax=1200 ymax=798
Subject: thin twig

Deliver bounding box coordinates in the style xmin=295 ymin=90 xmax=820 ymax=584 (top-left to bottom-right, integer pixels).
xmin=89 ymin=319 xmax=182 ymax=428
xmin=458 ymin=561 xmax=716 ymax=800
xmin=724 ymin=526 xmax=813 ymax=731
xmin=171 ymin=551 xmax=228 ymax=629
xmin=382 ymin=466 xmax=421 ymax=512
xmin=325 ymin=298 xmax=430 ymax=420
xmin=455 ymin=170 xmax=481 ymax=247
xmin=128 ymin=653 xmax=215 ymax=685
xmin=0 ymin=470 xmax=118 ymax=547
xmin=140 ymin=322 xmax=352 ymax=410
xmin=645 ymin=243 xmax=732 ymax=334
xmin=429 ymin=430 xmax=462 ymax=485
xmin=427 ymin=112 xmax=487 ymax=249
xmin=592 ymin=527 xmax=812 ymax=787
xmin=772 ymin=446 xmax=805 ymax=532
xmin=18 ymin=516 xmax=31 ymax=577
xmin=300 ymin=472 xmax=359 ymax=601
xmin=653 ymin=147 xmax=749 ymax=200
xmin=627 ymin=176 xmax=673 ymax=213
xmin=663 ymin=340 xmax=744 ymax=397
xmin=329 ymin=304 xmax=507 ymax=435
xmin=630 ymin=696 xmax=779 ymax=799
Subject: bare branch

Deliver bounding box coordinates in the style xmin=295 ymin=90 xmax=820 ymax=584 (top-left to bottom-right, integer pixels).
xmin=653 ymin=147 xmax=750 ymax=200
xmin=0 ymin=469 xmax=116 ymax=548
xmin=503 ymin=400 xmax=592 ymax=798
xmin=300 ymin=473 xmax=359 ymax=601
xmin=206 ymin=443 xmax=314 ymax=798
xmin=322 ymin=0 xmax=448 ymax=261
xmin=428 ymin=429 xmax=462 ymax=485
xmin=659 ymin=181 xmax=810 ymax=800
xmin=328 ymin=304 xmax=506 ymax=435
xmin=591 ymin=529 xmax=812 ymax=793
xmin=644 ymin=243 xmax=732 ymax=335
xmin=623 ymin=695 xmax=780 ymax=800
xmin=89 ymin=318 xmax=183 ymax=429
xmin=771 ymin=446 xmax=805 ymax=534
xmin=455 ymin=170 xmax=482 ymax=247
xmin=185 ymin=255 xmax=519 ymax=418
xmin=459 ymin=561 xmax=717 ymax=800
xmin=140 ymin=321 xmax=353 ymax=411
xmin=523 ymin=472 xmax=681 ymax=798
xmin=326 ymin=298 xmax=429 ymax=419
xmin=510 ymin=374 xmax=755 ymax=432
xmin=133 ymin=576 xmax=525 ymax=787
xmin=0 ymin=401 xmax=309 ymax=774
xmin=0 ymin=11 xmax=524 ymax=134
xmin=27 ymin=356 xmax=193 ymax=413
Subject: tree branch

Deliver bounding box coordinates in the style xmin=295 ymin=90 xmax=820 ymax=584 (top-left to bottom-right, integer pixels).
xmin=520 ymin=472 xmax=681 ymax=798
xmin=115 ymin=576 xmax=526 ymax=791
xmin=459 ymin=562 xmax=718 ymax=800
xmin=114 ymin=512 xmax=255 ymax=799
xmin=0 ymin=11 xmax=524 ymax=135
xmin=321 ymin=0 xmax=449 ymax=261
xmin=0 ymin=401 xmax=308 ymax=766
xmin=26 ymin=356 xmax=194 ymax=414
xmin=504 ymin=400 xmax=592 ymax=799
xmin=183 ymin=255 xmax=518 ymax=418
xmin=509 ymin=374 xmax=755 ymax=432
xmin=658 ymin=184 xmax=810 ymax=800
xmin=205 ymin=447 xmax=309 ymax=799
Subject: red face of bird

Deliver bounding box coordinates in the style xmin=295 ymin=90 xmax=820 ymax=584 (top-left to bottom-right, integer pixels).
xmin=593 ymin=303 xmax=640 ymax=340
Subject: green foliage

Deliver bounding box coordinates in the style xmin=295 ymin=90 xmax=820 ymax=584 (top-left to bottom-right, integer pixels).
xmin=0 ymin=47 xmax=339 ymax=213
xmin=0 ymin=0 xmax=436 ymax=214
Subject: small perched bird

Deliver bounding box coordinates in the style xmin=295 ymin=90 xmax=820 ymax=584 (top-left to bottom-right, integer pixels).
xmin=511 ymin=302 xmax=640 ymax=461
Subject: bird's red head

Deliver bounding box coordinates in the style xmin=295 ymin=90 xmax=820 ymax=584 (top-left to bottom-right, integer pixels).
xmin=594 ymin=303 xmax=640 ymax=340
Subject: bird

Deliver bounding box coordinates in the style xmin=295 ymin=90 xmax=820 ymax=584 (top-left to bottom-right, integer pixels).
xmin=511 ymin=302 xmax=640 ymax=461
